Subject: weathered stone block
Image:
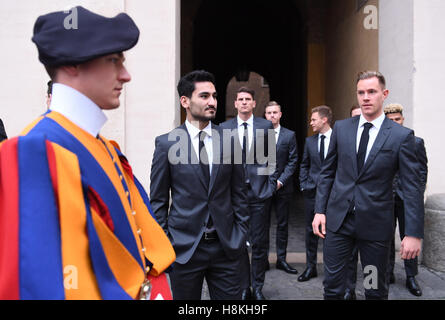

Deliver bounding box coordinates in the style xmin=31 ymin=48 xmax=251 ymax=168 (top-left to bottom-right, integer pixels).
xmin=423 ymin=194 xmax=445 ymax=272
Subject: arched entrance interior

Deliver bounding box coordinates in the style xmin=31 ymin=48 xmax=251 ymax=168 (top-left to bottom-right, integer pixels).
xmin=182 ymin=0 xmax=308 ymax=153
xmin=225 ymin=72 xmax=270 ymax=120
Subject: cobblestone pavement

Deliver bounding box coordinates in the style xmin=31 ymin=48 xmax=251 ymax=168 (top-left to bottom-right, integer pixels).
xmin=202 ymin=193 xmax=445 ymax=300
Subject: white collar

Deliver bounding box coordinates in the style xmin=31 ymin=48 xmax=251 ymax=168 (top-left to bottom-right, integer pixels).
xmin=49 ymin=83 xmax=107 ymax=137
xmin=185 ymin=119 xmax=212 ymax=139
xmin=237 ymin=114 xmax=254 ymax=127
xmin=320 ymin=128 xmax=332 ymax=139
xmin=359 ymin=112 xmax=386 ymax=131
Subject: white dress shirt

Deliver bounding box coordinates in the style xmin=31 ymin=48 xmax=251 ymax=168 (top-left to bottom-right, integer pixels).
xmin=185 ymin=120 xmax=213 ymax=174
xmin=318 ymin=128 xmax=332 ymax=160
xmin=356 ymin=112 xmax=386 ymax=162
xmin=274 ymin=125 xmax=281 ymax=144
xmin=237 ymin=114 xmax=254 ymax=152
xmin=49 ymin=83 xmax=107 ymax=137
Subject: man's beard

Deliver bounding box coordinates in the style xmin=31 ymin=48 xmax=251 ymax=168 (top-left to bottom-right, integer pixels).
xmin=190 ymin=108 xmax=216 ymax=122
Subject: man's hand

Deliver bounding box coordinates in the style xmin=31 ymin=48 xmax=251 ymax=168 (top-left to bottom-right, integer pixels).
xmin=400 ymin=236 xmax=422 ymax=260
xmin=312 ymin=213 xmax=326 ymax=239
xmin=276 ymin=181 xmax=283 ymax=191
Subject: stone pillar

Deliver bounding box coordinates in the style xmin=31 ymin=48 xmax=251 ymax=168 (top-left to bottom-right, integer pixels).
xmin=422 ymin=194 xmax=445 ymax=272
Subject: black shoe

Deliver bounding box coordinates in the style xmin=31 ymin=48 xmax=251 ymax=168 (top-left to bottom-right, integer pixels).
xmin=343 ymin=288 xmax=356 ymax=300
xmin=241 ymin=288 xmax=252 ymax=300
xmin=298 ymin=266 xmax=317 ymax=282
xmin=406 ymin=276 xmax=422 ymax=297
xmin=276 ymin=260 xmax=298 ymax=274
xmin=253 ymin=288 xmax=266 ymax=300
xmin=389 ymin=273 xmax=395 ymax=284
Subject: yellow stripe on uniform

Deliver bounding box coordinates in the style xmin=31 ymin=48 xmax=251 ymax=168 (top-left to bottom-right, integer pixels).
xmin=52 ymin=142 xmax=101 ymax=299
xmin=91 ymin=207 xmax=145 ymax=299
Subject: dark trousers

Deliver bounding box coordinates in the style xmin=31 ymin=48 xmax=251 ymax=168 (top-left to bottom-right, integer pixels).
xmin=240 ymin=200 xmax=268 ymax=290
xmin=388 ymin=195 xmax=418 ymax=278
xmin=303 ymin=189 xmax=319 ymax=267
xmin=169 ymin=237 xmax=242 ymax=300
xmin=323 ymin=211 xmax=391 ymax=300
xmin=265 ymin=192 xmax=291 ymax=261
xmin=345 ymin=245 xmax=359 ymax=291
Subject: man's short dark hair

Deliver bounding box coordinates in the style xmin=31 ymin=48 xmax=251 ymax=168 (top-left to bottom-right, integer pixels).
xmin=177 ymin=70 xmax=216 ymax=98
xmin=356 ymin=71 xmax=386 ymax=89
xmin=47 ymin=80 xmax=53 ymax=95
xmin=236 ymin=87 xmax=255 ymax=100
xmin=350 ymin=104 xmax=360 ymax=116
xmin=45 ymin=65 xmax=58 ymax=81
xmin=311 ymin=105 xmax=333 ymax=125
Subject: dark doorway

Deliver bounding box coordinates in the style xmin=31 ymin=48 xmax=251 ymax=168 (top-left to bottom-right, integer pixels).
xmin=182 ymin=0 xmax=308 ymax=154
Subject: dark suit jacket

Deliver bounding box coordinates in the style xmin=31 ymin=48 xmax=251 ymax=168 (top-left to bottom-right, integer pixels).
xmin=395 ymin=136 xmax=428 ymax=198
xmin=219 ymin=116 xmax=278 ymax=201
xmin=275 ymin=126 xmax=298 ymax=195
xmin=314 ymin=116 xmax=424 ymax=241
xmin=0 ymin=119 xmax=7 ymax=142
xmin=150 ymin=123 xmax=249 ymax=264
xmin=299 ymin=134 xmax=323 ymax=192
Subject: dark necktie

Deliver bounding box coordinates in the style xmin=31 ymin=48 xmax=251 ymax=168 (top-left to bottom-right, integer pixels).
xmin=199 ymin=131 xmax=210 ymax=187
xmin=357 ymin=122 xmax=373 ymax=173
xmin=242 ymin=122 xmax=249 ymax=164
xmin=319 ymin=134 xmax=326 ymax=163
xmin=199 ymin=131 xmax=213 ymax=230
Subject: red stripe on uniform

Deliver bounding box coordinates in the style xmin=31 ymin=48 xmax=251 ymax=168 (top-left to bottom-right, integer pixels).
xmin=0 ymin=137 xmax=20 ymax=299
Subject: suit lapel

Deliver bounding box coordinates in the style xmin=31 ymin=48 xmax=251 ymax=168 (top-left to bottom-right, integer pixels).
xmin=350 ymin=116 xmax=360 ymax=176
xmin=309 ymin=135 xmax=321 ymax=167
xmin=249 ymin=117 xmax=257 ymax=160
xmin=358 ymin=117 xmax=391 ymax=178
xmin=208 ymin=124 xmax=221 ymax=193
xmin=276 ymin=128 xmax=283 ymax=148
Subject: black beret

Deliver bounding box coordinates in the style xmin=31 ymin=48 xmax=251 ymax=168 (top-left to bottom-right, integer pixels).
xmin=32 ymin=6 xmax=139 ymax=66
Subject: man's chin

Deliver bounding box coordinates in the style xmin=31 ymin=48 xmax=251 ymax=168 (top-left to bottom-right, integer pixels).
xmin=99 ymin=101 xmax=120 ymax=110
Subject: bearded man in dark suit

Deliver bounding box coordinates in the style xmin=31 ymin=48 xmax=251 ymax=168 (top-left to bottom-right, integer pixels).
xmin=150 ymin=70 xmax=249 ymax=300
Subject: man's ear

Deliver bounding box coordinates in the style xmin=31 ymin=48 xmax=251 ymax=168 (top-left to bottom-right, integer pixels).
xmin=180 ymin=96 xmax=189 ymax=110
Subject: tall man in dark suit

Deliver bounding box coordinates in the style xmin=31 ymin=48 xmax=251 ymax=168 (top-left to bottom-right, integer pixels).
xmin=220 ymin=87 xmax=277 ymax=300
xmin=313 ymin=71 xmax=424 ymax=300
xmin=299 ymin=105 xmax=332 ymax=282
xmin=150 ymin=70 xmax=249 ymax=300
xmin=384 ymin=103 xmax=428 ymax=297
xmin=0 ymin=119 xmax=6 ymax=142
xmin=264 ymin=101 xmax=299 ymax=274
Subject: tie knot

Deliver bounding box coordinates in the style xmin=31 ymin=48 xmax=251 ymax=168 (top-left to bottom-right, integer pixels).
xmin=320 ymin=134 xmax=326 ymax=140
xmin=363 ymin=122 xmax=373 ymax=130
xmin=242 ymin=122 xmax=248 ymax=129
xmin=199 ymin=130 xmax=207 ymax=140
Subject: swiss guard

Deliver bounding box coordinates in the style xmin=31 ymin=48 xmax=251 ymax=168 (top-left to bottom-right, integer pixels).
xmin=0 ymin=6 xmax=175 ymax=300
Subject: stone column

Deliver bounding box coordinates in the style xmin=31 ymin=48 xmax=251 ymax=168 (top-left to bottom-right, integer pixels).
xmin=422 ymin=194 xmax=445 ymax=272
